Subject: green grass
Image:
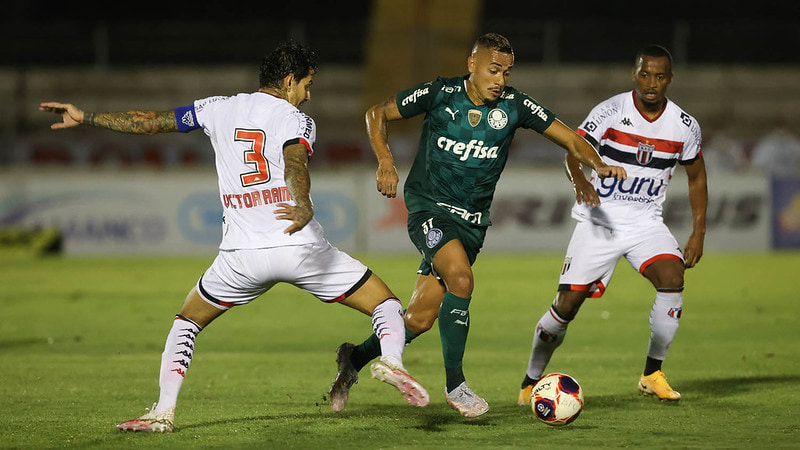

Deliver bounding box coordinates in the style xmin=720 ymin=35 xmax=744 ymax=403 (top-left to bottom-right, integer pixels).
xmin=1 ymin=252 xmax=798 ymax=448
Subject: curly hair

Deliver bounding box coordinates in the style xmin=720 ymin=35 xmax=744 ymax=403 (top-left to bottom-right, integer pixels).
xmin=258 ymin=41 xmax=318 ymax=89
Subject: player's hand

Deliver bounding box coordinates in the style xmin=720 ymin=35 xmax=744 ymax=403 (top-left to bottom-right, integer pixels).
xmin=683 ymin=232 xmax=705 ymax=268
xmin=573 ymin=177 xmax=601 ymax=208
xmin=39 ymin=102 xmax=84 ymax=129
xmin=596 ymin=165 xmax=626 ymax=180
xmin=275 ymin=202 xmax=312 ymax=235
xmin=376 ymin=162 xmax=399 ymax=198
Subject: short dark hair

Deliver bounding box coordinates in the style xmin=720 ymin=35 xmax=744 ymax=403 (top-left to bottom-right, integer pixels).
xmin=635 ymin=44 xmax=673 ymax=68
xmin=472 ymin=33 xmax=514 ymax=56
xmin=259 ymin=41 xmax=318 ymax=89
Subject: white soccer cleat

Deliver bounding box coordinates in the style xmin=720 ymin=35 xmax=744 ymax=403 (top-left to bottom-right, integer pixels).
xmin=446 ymin=382 xmax=489 ymax=418
xmin=116 ymin=403 xmax=174 ymax=433
xmin=370 ymin=356 xmax=430 ymax=407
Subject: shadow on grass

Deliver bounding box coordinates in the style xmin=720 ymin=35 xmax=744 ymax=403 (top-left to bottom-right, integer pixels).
xmin=173 ymin=374 xmax=799 ymax=433
xmin=586 ymin=374 xmax=800 ymax=409
xmin=178 ymin=402 xmax=503 ymax=433
xmin=0 ymin=338 xmax=50 ymax=350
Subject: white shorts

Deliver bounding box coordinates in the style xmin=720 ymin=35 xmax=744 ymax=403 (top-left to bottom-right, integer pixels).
xmin=196 ymin=241 xmax=370 ymax=309
xmin=558 ymin=220 xmax=683 ymax=298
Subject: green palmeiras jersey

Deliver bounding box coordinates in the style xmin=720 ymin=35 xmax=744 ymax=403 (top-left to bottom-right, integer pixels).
xmin=396 ymin=75 xmax=556 ymax=227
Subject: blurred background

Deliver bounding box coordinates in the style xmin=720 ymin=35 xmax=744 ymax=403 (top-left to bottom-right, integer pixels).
xmin=2 ymin=0 xmax=800 ymax=255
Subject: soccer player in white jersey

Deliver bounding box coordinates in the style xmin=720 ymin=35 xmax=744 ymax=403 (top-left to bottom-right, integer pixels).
xmin=518 ymin=44 xmax=708 ymax=403
xmin=39 ymin=41 xmax=429 ymax=433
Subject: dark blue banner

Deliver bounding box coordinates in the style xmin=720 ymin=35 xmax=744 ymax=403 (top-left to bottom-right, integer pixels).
xmin=772 ymin=176 xmax=800 ymax=249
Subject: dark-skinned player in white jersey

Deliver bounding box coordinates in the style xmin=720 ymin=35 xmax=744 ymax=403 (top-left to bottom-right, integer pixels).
xmin=328 ymin=33 xmax=627 ymax=418
xmin=518 ymin=44 xmax=707 ymax=404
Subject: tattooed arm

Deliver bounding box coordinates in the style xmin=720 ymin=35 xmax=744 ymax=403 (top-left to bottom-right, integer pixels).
xmin=39 ymin=102 xmax=178 ymax=134
xmin=275 ymin=142 xmax=314 ymax=235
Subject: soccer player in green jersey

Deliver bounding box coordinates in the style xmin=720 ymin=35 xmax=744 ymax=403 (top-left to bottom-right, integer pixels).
xmin=329 ymin=33 xmax=626 ymax=417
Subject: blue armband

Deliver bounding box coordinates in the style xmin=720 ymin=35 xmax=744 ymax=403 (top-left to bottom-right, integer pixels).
xmin=174 ymin=104 xmax=200 ymax=133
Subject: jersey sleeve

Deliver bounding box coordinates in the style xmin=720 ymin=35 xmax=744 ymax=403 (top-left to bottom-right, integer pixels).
xmin=514 ymin=92 xmax=556 ymax=133
xmin=188 ymin=95 xmax=229 ymax=134
xmin=678 ymin=111 xmax=703 ymax=165
xmin=576 ymin=98 xmax=618 ymax=147
xmin=278 ymin=110 xmax=316 ymax=158
xmin=395 ymin=79 xmax=443 ymax=118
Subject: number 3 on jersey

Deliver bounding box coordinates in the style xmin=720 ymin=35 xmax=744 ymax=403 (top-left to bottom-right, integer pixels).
xmin=236 ymin=128 xmax=270 ymax=187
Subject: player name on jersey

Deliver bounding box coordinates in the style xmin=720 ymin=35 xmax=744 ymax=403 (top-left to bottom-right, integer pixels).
xmin=221 ymin=186 xmax=293 ymax=210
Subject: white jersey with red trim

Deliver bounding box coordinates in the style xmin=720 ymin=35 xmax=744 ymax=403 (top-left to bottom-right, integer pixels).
xmin=573 ymin=90 xmax=702 ymax=231
xmin=193 ymin=92 xmax=325 ymax=250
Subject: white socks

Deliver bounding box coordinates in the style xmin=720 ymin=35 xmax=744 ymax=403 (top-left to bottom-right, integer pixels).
xmin=526 ymin=306 xmax=570 ymax=380
xmin=372 ymin=298 xmax=405 ymax=368
xmin=647 ymin=291 xmax=682 ymax=360
xmin=155 ymin=315 xmax=201 ymax=414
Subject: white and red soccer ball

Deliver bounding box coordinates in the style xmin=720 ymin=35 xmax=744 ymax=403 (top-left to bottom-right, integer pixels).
xmin=530 ymin=373 xmax=584 ymax=426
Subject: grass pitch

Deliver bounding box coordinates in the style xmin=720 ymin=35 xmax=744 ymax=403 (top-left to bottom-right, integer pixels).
xmin=1 ymin=251 xmax=798 ymax=448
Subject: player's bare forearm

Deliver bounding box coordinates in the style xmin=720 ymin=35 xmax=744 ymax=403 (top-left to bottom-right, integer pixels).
xmin=544 ymin=119 xmax=625 ymax=180
xmin=684 ymin=156 xmax=708 ymax=267
xmin=366 ymin=97 xmax=399 ymax=167
xmin=569 ymin=136 xmax=626 ymax=181
xmin=39 ymin=102 xmax=178 ymax=134
xmin=282 ymin=144 xmax=314 ymax=234
xmin=565 ymin=154 xmax=601 ymax=207
xmin=366 ymin=97 xmax=402 ymax=198
xmin=84 ymin=110 xmax=179 ymax=134
xmin=564 ymin=153 xmax=583 ymax=184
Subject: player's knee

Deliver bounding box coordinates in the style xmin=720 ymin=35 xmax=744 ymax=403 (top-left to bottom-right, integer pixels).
xmin=405 ymin=309 xmax=436 ymax=335
xmin=658 ymin=272 xmax=684 ymax=290
xmin=644 ymin=259 xmax=684 ymax=289
xmin=552 ymin=292 xmax=585 ymax=320
xmin=442 ymin=270 xmax=473 ymax=297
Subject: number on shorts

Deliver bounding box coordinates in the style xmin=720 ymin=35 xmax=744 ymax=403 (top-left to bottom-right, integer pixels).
xmin=421 ymin=217 xmax=434 ymax=234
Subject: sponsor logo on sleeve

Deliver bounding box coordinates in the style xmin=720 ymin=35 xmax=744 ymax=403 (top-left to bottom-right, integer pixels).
xmin=523 ymin=98 xmax=549 ymax=121
xmin=194 ymin=95 xmax=227 ymax=112
xmin=401 ymin=87 xmax=430 ymax=106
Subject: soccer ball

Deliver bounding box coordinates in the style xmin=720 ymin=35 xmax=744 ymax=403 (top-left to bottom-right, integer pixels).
xmin=530 ymin=373 xmax=584 ymax=426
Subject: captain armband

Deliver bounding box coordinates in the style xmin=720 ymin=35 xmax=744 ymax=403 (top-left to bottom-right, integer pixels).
xmin=173 ymin=104 xmax=201 ymax=133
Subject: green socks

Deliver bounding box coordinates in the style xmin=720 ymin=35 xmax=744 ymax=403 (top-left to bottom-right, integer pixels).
xmin=439 ymin=292 xmax=471 ymax=392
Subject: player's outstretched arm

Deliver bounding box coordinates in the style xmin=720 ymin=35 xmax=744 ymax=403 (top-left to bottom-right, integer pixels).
xmin=279 ymin=142 xmax=314 ymax=235
xmin=39 ymin=101 xmax=178 ymax=134
xmin=365 ymin=97 xmax=404 ymax=198
xmin=565 ymin=154 xmax=601 ymax=208
xmin=683 ymin=154 xmax=708 ymax=268
xmin=543 ymin=119 xmax=626 ymax=181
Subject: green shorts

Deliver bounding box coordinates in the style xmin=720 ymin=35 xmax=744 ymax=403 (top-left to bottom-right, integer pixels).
xmin=407 ymin=209 xmax=487 ymax=276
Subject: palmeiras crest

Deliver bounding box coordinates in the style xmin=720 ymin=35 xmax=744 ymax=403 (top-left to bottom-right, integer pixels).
xmin=636 ymin=142 xmax=655 ymax=165
xmin=487 ymin=108 xmax=508 ymax=129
